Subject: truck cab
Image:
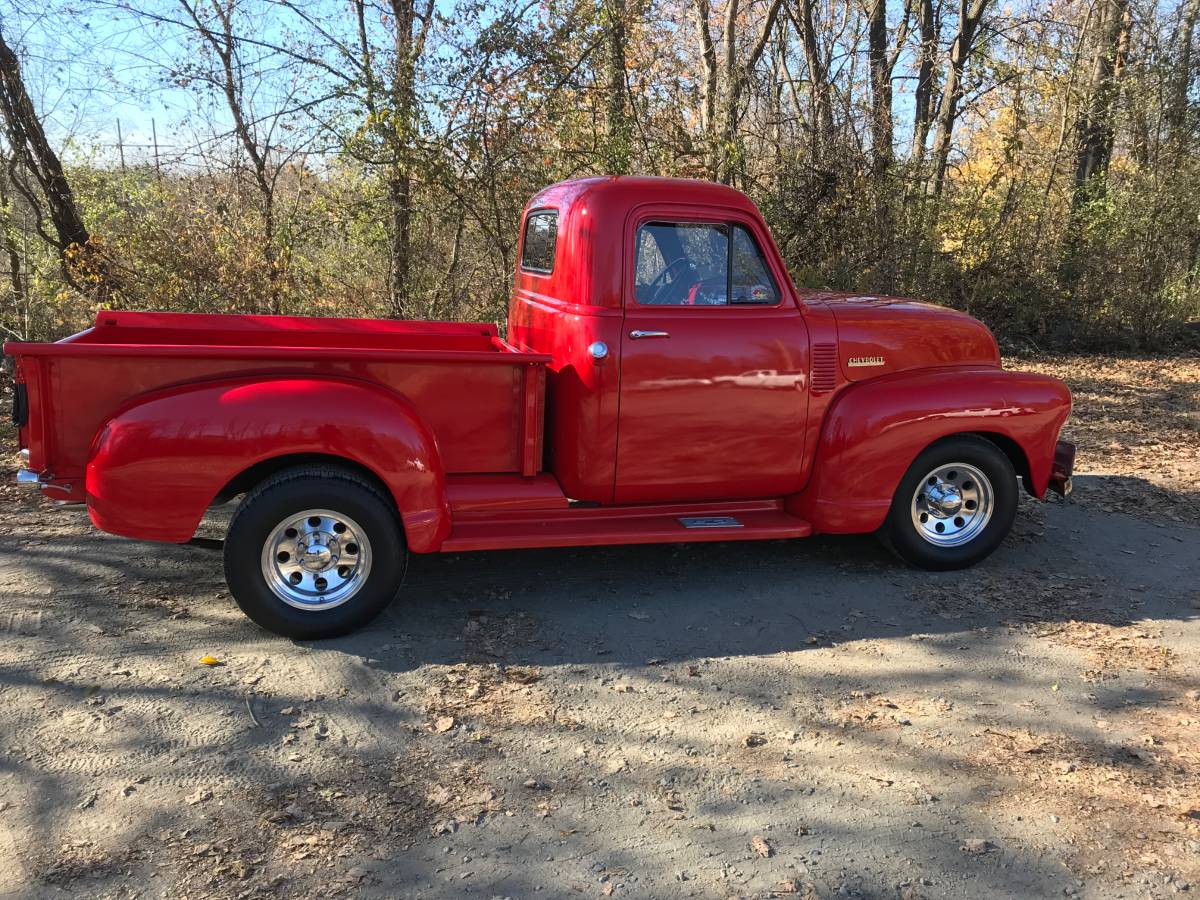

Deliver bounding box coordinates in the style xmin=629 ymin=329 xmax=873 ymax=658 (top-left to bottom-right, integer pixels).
xmin=509 ymin=178 xmax=812 ymax=505
xmin=5 ymin=176 xmax=1074 ymax=639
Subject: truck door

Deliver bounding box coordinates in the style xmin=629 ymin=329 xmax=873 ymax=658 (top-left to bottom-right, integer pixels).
xmin=615 ymin=214 xmax=810 ymax=504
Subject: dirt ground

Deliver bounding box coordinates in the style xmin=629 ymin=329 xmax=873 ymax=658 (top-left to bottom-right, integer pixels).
xmin=0 ymin=354 xmax=1196 ymax=900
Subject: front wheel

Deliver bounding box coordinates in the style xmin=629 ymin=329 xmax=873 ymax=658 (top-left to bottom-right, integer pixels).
xmin=878 ymin=436 xmax=1018 ymax=570
xmin=223 ymin=465 xmax=407 ymax=639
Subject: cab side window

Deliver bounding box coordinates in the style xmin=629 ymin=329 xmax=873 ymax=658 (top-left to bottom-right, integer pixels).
xmin=634 ymin=221 xmax=777 ymax=306
xmin=635 ymin=223 xmax=729 ymax=305
xmin=520 ymin=210 xmax=558 ymax=274
xmin=731 ymin=225 xmax=779 ymax=305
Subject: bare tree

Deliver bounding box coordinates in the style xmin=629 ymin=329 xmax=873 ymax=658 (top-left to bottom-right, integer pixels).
xmin=1072 ymin=0 xmax=1133 ymax=201
xmin=603 ymin=0 xmax=631 ymax=173
xmin=273 ymin=0 xmax=434 ymax=316
xmin=177 ymin=0 xmax=287 ymax=312
xmin=864 ymin=0 xmax=910 ymax=175
xmin=910 ymin=0 xmax=938 ymax=164
xmin=0 ymin=28 xmax=104 ymax=296
xmin=693 ymin=0 xmax=784 ymax=183
xmin=1166 ymin=0 xmax=1199 ymax=146
xmin=927 ymin=0 xmax=993 ymax=198
xmin=0 ymin=152 xmax=28 ymax=334
xmin=785 ymin=0 xmax=835 ymax=163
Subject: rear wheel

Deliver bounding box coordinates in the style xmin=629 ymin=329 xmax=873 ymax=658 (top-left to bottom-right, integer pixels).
xmin=878 ymin=436 xmax=1018 ymax=570
xmin=224 ymin=465 xmax=407 ymax=639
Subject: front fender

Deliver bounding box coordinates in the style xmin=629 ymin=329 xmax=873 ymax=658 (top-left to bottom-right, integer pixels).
xmin=86 ymin=375 xmax=450 ymax=551
xmin=790 ymin=366 xmax=1071 ymax=533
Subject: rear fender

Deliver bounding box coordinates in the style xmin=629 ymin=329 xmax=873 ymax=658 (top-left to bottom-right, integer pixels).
xmin=86 ymin=375 xmax=450 ymax=551
xmin=789 ymin=367 xmax=1071 ymax=533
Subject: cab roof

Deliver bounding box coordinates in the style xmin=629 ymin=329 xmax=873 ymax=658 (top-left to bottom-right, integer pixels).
xmin=525 ymin=176 xmax=761 ymax=218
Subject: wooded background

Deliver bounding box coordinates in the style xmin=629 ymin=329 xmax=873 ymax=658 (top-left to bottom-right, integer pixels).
xmin=0 ymin=0 xmax=1197 ymax=348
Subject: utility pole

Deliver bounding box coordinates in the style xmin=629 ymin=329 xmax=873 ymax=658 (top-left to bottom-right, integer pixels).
xmin=116 ymin=119 xmax=126 ymax=172
xmin=151 ymin=117 xmax=161 ymax=183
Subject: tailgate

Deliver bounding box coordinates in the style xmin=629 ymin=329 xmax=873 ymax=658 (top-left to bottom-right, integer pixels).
xmin=4 ymin=348 xmax=86 ymax=500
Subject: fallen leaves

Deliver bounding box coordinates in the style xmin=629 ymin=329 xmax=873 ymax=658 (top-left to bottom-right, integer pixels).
xmin=198 ymin=655 xmax=223 ymax=667
xmin=426 ymin=662 xmax=553 ymax=729
xmin=1006 ymin=356 xmax=1200 ymax=526
xmin=959 ymin=838 xmax=997 ymax=854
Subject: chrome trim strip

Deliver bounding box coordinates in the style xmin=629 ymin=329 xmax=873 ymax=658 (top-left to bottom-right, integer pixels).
xmin=679 ymin=516 xmax=744 ymax=529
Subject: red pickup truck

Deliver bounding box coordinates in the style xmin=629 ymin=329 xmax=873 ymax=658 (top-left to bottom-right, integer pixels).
xmin=5 ymin=177 xmax=1074 ymax=638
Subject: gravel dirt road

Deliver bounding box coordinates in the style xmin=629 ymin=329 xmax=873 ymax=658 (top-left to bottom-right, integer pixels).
xmin=0 ymin=355 xmax=1196 ymax=899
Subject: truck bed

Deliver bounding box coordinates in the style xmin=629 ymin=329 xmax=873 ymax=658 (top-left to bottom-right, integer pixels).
xmin=6 ymin=311 xmax=549 ymax=501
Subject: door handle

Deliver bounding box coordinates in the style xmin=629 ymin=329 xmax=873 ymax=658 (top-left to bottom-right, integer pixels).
xmin=629 ymin=330 xmax=671 ymax=340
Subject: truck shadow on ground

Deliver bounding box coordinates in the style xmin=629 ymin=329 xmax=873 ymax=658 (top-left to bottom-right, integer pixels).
xmin=2 ymin=473 xmax=1196 ymax=675
xmin=337 ymin=475 xmax=1198 ymax=673
xmin=0 ymin=477 xmax=1197 ymax=897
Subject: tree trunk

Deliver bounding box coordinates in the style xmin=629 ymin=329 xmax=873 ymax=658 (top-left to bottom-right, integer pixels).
xmin=719 ymin=0 xmax=741 ymax=184
xmin=1166 ymin=0 xmax=1198 ymax=146
xmin=603 ymin=0 xmax=630 ymax=174
xmin=0 ymin=166 xmax=27 ymax=326
xmin=388 ymin=170 xmax=411 ymax=318
xmin=866 ymin=0 xmax=893 ymax=175
xmin=927 ymin=0 xmax=992 ymax=198
xmin=693 ymin=0 xmax=719 ymax=177
xmin=788 ymin=0 xmax=834 ymax=163
xmin=1071 ymin=0 xmax=1132 ymax=202
xmin=384 ymin=0 xmax=433 ymax=317
xmin=0 ymin=30 xmax=94 ymax=278
xmin=910 ymin=0 xmax=936 ymax=164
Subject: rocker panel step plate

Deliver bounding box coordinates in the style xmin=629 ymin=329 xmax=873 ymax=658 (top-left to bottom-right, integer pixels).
xmin=440 ymin=509 xmax=810 ymax=552
xmin=678 ymin=516 xmax=743 ymax=528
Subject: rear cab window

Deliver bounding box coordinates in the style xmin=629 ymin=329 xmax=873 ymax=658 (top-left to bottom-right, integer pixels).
xmin=521 ymin=210 xmax=558 ymax=274
xmin=634 ymin=221 xmax=779 ymax=306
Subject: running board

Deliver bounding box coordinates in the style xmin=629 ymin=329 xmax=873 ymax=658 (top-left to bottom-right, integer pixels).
xmin=440 ymin=508 xmax=811 ymax=552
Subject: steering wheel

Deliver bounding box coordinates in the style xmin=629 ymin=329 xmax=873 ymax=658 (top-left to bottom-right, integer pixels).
xmin=647 ymin=257 xmax=697 ymax=305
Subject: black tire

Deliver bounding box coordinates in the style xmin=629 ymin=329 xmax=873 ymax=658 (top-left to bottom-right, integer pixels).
xmin=223 ymin=465 xmax=407 ymax=639
xmin=878 ymin=435 xmax=1018 ymax=570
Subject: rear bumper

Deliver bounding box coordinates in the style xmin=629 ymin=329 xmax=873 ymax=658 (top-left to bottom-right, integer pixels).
xmin=1047 ymin=440 xmax=1075 ymax=497
xmin=14 ymin=467 xmax=84 ymax=501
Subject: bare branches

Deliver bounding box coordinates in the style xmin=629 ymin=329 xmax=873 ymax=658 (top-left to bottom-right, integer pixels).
xmin=0 ymin=0 xmax=1197 ymax=345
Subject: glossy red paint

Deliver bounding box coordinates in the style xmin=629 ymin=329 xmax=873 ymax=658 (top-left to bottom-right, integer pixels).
xmin=441 ymin=498 xmax=811 ymax=552
xmin=446 ymin=473 xmax=568 ymax=514
xmin=614 ymin=201 xmax=810 ymax=503
xmin=6 ymin=311 xmax=548 ymax=549
xmin=615 ymin=304 xmax=810 ymax=502
xmin=787 ymin=366 xmax=1072 ymax=533
xmin=807 ymin=291 xmax=1001 ymax=382
xmin=88 ymin=376 xmax=451 ymax=550
xmin=5 ymin=176 xmax=1074 ymax=563
xmin=506 ymin=177 xmax=797 ymax=503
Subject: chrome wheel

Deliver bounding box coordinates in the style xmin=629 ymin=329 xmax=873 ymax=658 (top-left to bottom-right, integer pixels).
xmin=910 ymin=462 xmax=993 ymax=547
xmin=260 ymin=508 xmax=373 ymax=611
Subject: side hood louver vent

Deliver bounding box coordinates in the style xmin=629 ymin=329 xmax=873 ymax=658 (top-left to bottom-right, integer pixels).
xmin=811 ymin=342 xmax=837 ymax=393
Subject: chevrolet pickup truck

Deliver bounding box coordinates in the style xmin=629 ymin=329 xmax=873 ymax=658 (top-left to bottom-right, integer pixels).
xmin=4 ymin=176 xmax=1074 ymax=638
